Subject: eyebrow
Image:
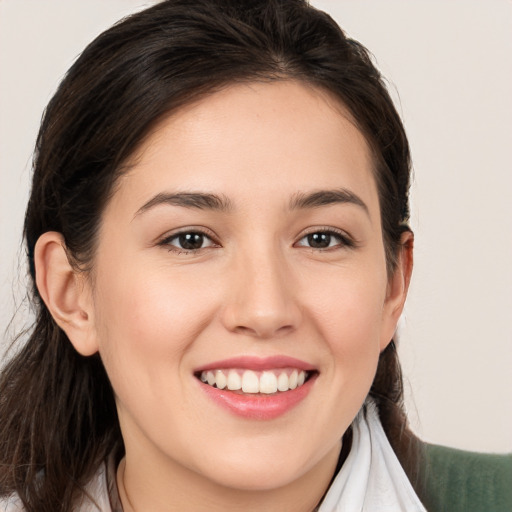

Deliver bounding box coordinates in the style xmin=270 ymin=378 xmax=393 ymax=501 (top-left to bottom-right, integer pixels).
xmin=134 ymin=188 xmax=368 ymax=218
xmin=289 ymin=188 xmax=369 ymax=215
xmin=134 ymin=192 xmax=233 ymax=218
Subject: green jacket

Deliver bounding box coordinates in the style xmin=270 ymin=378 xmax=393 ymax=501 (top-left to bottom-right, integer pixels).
xmin=421 ymin=443 xmax=512 ymax=512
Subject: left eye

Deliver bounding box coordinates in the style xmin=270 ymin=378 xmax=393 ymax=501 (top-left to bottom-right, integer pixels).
xmin=296 ymin=231 xmax=349 ymax=249
xmin=164 ymin=232 xmax=215 ymax=251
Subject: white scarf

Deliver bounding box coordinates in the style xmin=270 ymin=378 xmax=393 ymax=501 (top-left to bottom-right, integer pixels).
xmin=318 ymin=399 xmax=426 ymax=512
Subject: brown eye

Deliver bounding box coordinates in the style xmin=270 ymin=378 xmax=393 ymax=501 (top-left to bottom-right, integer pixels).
xmin=178 ymin=233 xmax=205 ymax=250
xmin=163 ymin=231 xmax=216 ymax=252
xmin=307 ymin=232 xmax=332 ymax=249
xmin=296 ymin=230 xmax=353 ymax=250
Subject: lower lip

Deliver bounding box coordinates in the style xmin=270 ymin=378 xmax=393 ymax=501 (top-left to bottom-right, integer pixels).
xmin=197 ymin=374 xmax=317 ymax=420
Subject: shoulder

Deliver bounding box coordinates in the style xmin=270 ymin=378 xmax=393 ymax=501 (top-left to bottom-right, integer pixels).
xmin=420 ymin=442 xmax=512 ymax=512
xmin=0 ymin=494 xmax=25 ymax=512
xmin=0 ymin=460 xmax=113 ymax=512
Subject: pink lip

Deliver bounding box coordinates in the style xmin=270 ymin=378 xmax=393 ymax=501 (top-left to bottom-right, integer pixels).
xmin=197 ymin=374 xmax=317 ymax=420
xmin=194 ymin=355 xmax=316 ymax=373
xmin=195 ymin=356 xmax=318 ymax=420
xmin=198 ymin=377 xmax=316 ymax=420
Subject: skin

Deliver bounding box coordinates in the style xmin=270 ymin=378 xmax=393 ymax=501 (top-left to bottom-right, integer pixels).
xmin=35 ymin=81 xmax=412 ymax=511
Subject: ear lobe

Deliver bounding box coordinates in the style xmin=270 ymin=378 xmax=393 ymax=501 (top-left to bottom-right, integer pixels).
xmin=34 ymin=231 xmax=99 ymax=356
xmin=380 ymin=231 xmax=414 ymax=351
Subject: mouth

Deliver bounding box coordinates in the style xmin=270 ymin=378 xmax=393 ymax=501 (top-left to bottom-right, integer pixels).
xmin=196 ymin=368 xmax=312 ymax=394
xmin=194 ymin=356 xmax=318 ymax=420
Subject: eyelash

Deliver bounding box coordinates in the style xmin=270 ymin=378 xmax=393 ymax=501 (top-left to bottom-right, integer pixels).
xmin=158 ymin=229 xmax=219 ymax=254
xmin=158 ymin=227 xmax=355 ymax=254
xmin=295 ymin=228 xmax=355 ymax=251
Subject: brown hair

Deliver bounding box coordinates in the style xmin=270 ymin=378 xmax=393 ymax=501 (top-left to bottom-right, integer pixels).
xmin=0 ymin=1 xmax=417 ymax=510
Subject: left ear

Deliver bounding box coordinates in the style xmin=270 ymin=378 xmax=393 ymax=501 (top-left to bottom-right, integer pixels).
xmin=380 ymin=231 xmax=414 ymax=351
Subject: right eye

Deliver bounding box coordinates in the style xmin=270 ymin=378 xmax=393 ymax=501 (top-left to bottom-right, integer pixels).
xmin=160 ymin=231 xmax=217 ymax=253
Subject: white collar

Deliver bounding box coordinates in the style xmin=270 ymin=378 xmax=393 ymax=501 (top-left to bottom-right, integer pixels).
xmin=318 ymin=399 xmax=426 ymax=512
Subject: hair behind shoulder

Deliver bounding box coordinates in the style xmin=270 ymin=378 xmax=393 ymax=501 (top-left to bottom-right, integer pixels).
xmin=0 ymin=1 xmax=418 ymax=509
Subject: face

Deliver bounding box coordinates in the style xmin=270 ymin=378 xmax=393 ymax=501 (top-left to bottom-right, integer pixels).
xmin=83 ymin=81 xmax=405 ymax=491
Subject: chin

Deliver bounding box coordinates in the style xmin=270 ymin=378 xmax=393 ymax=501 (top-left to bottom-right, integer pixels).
xmin=198 ymin=463 xmax=307 ymax=492
xmin=187 ymin=439 xmax=334 ymax=493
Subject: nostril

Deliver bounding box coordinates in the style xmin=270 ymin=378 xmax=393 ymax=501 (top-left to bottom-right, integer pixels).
xmin=232 ymin=323 xmax=295 ymax=339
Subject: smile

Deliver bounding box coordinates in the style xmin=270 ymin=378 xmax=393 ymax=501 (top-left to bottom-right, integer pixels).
xmin=199 ymin=368 xmax=309 ymax=394
xmin=194 ymin=356 xmax=318 ymax=420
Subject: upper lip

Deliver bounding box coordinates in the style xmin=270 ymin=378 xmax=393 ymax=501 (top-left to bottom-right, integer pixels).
xmin=194 ymin=355 xmax=316 ymax=373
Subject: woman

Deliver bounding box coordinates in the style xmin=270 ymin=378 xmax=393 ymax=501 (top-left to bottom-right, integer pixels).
xmin=0 ymin=1 xmax=509 ymax=511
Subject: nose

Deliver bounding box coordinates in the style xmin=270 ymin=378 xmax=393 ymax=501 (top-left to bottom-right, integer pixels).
xmin=221 ymin=247 xmax=302 ymax=339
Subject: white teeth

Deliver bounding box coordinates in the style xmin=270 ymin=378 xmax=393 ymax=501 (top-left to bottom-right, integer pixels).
xmin=242 ymin=370 xmax=260 ymax=393
xmin=200 ymin=368 xmax=309 ymax=394
xmin=215 ymin=370 xmax=227 ymax=390
xmin=227 ymin=370 xmax=242 ymax=390
xmin=259 ymin=371 xmax=278 ymax=394
xmin=289 ymin=369 xmax=298 ymax=390
xmin=277 ymin=372 xmax=289 ymax=392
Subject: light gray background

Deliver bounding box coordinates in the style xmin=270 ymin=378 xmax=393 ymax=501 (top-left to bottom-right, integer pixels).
xmin=1 ymin=0 xmax=511 ymax=452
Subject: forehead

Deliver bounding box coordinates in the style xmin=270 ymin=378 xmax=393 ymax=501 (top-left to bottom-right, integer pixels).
xmin=111 ymin=80 xmax=379 ymax=219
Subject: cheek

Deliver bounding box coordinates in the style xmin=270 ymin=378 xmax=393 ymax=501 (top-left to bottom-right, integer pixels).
xmin=91 ymin=263 xmax=216 ymax=395
xmin=308 ymin=268 xmax=387 ymax=344
xmin=96 ymin=260 xmax=208 ymax=338
xmin=304 ymin=265 xmax=387 ymax=391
